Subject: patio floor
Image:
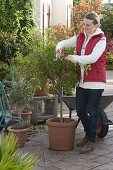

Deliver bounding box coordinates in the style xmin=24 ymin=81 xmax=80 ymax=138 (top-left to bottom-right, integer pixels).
xmin=22 ymin=71 xmax=113 ymax=170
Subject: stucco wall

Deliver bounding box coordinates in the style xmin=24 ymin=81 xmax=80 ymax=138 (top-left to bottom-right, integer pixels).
xmin=34 ymin=0 xmax=73 ymax=32
xmin=51 ymin=0 xmax=73 ymax=26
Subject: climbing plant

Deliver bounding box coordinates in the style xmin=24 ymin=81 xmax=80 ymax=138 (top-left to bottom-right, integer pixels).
xmin=0 ymin=0 xmax=34 ymax=35
xmin=0 ymin=0 xmax=34 ymax=63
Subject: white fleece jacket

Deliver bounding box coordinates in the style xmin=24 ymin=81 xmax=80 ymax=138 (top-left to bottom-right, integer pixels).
xmin=56 ymin=28 xmax=106 ymax=89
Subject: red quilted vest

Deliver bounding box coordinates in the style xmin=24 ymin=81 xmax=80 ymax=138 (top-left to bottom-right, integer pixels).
xmin=76 ymin=32 xmax=107 ymax=82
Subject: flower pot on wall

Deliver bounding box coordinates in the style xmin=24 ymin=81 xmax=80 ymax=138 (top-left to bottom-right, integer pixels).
xmin=35 ymin=86 xmax=48 ymax=96
xmin=46 ymin=117 xmax=77 ymax=151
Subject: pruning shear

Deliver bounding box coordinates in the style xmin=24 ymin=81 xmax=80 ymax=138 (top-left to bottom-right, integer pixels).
xmin=53 ymin=50 xmax=63 ymax=61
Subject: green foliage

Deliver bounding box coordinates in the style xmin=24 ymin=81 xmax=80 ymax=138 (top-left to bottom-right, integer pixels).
xmin=0 ymin=31 xmax=18 ymax=63
xmin=106 ymin=53 xmax=113 ymax=70
xmin=0 ymin=133 xmax=36 ymax=169
xmin=100 ymin=4 xmax=113 ymax=70
xmin=73 ymin=0 xmax=80 ymax=5
xmin=0 ymin=0 xmax=34 ymax=34
xmin=10 ymin=24 xmax=79 ymax=122
xmin=28 ymin=26 xmax=79 ymax=121
xmin=0 ymin=0 xmax=35 ymax=66
xmin=12 ymin=30 xmax=44 ymax=93
xmin=0 ymin=62 xmax=10 ymax=81
xmin=9 ymin=23 xmax=80 ymax=98
xmin=101 ymin=4 xmax=113 ymax=36
xmin=9 ymin=79 xmax=35 ymax=110
xmin=29 ymin=26 xmax=79 ymax=95
xmin=12 ymin=26 xmax=79 ymax=95
xmin=8 ymin=79 xmax=33 ymax=128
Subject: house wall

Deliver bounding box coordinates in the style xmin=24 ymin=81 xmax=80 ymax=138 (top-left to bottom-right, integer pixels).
xmin=33 ymin=0 xmax=41 ymax=27
xmin=34 ymin=0 xmax=73 ymax=32
xmin=51 ymin=0 xmax=73 ymax=27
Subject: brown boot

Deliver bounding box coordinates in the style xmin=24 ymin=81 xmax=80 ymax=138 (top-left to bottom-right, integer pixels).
xmin=80 ymin=141 xmax=95 ymax=154
xmin=76 ymin=137 xmax=88 ymax=147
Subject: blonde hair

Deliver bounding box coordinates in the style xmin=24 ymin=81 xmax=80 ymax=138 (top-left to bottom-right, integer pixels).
xmin=84 ymin=11 xmax=100 ymax=27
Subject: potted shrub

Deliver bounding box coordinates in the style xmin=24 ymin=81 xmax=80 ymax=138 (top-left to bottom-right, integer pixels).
xmin=7 ymin=79 xmax=35 ymax=147
xmin=45 ymin=69 xmax=78 ymax=150
xmin=31 ymin=25 xmax=79 ymax=150
xmin=9 ymin=79 xmax=34 ymax=125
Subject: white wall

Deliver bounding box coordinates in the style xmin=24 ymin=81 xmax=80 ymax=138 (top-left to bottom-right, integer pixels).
xmin=33 ymin=0 xmax=40 ymax=27
xmin=34 ymin=0 xmax=73 ymax=32
xmin=51 ymin=0 xmax=73 ymax=26
xmin=103 ymin=0 xmax=113 ymax=3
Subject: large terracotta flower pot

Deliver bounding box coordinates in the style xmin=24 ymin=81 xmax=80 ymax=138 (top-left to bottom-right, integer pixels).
xmin=7 ymin=126 xmax=29 ymax=148
xmin=46 ymin=117 xmax=77 ymax=151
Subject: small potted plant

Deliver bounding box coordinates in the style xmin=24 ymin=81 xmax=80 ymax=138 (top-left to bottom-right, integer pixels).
xmin=7 ymin=79 xmax=35 ymax=147
xmin=7 ymin=120 xmax=30 ymax=148
xmin=9 ymin=79 xmax=34 ymax=125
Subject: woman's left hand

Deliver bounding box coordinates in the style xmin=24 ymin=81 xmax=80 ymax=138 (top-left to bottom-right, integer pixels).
xmin=65 ymin=55 xmax=74 ymax=61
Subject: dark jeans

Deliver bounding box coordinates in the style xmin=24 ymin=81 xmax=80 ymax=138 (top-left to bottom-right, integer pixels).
xmin=76 ymin=87 xmax=104 ymax=142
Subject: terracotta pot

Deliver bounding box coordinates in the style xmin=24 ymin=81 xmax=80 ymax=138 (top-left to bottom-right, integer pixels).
xmin=21 ymin=110 xmax=32 ymax=125
xmin=35 ymin=87 xmax=48 ymax=96
xmin=13 ymin=110 xmax=32 ymax=125
xmin=46 ymin=117 xmax=77 ymax=151
xmin=7 ymin=126 xmax=29 ymax=148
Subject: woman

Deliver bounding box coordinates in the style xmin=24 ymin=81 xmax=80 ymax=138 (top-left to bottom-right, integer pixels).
xmin=56 ymin=11 xmax=107 ymax=154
